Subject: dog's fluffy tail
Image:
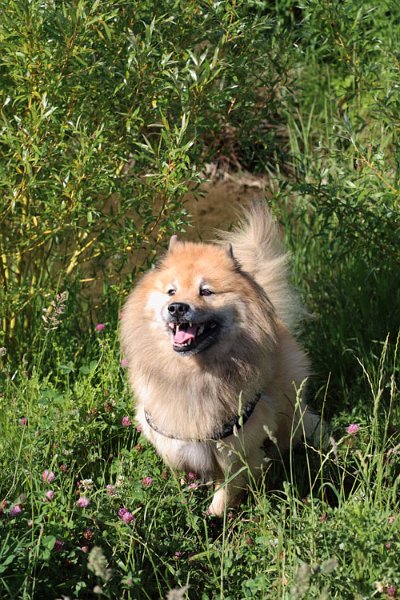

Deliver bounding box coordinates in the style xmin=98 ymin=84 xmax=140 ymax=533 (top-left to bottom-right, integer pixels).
xmin=215 ymin=203 xmax=302 ymax=330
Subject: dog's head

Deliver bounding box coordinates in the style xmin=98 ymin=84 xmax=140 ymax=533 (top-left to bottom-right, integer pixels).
xmin=140 ymin=237 xmax=276 ymax=359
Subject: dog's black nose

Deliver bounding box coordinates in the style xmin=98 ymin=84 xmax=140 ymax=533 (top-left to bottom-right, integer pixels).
xmin=168 ymin=302 xmax=190 ymax=317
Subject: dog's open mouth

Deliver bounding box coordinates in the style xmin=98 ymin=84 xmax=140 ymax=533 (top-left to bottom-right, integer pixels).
xmin=168 ymin=320 xmax=220 ymax=354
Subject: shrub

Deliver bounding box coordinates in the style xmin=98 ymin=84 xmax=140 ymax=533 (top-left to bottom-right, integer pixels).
xmin=0 ymin=0 xmax=289 ymax=362
xmin=269 ymin=0 xmax=400 ymax=402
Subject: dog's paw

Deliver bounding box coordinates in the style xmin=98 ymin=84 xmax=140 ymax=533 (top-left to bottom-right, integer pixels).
xmin=206 ymin=503 xmax=223 ymax=518
xmin=206 ymin=487 xmax=227 ymax=517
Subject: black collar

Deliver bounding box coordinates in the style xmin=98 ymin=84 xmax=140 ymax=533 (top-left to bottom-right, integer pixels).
xmin=144 ymin=393 xmax=261 ymax=443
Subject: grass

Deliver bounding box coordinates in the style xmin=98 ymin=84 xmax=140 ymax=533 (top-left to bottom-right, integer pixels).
xmin=0 ymin=324 xmax=398 ymax=599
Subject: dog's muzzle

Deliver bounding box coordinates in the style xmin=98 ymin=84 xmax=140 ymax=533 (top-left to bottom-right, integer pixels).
xmin=166 ymin=304 xmax=221 ymax=355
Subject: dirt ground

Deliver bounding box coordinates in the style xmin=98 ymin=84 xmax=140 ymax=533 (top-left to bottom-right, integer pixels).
xmin=184 ymin=171 xmax=270 ymax=241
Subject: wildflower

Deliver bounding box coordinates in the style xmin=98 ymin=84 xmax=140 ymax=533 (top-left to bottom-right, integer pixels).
xmin=115 ymin=475 xmax=125 ymax=487
xmin=136 ymin=423 xmax=142 ymax=433
xmin=60 ymin=464 xmax=68 ymax=473
xmin=167 ymin=585 xmax=189 ymax=599
xmin=54 ymin=539 xmax=64 ymax=552
xmin=386 ymin=585 xmax=397 ymax=597
xmin=45 ymin=490 xmax=54 ymax=501
xmin=320 ymin=512 xmax=328 ymax=523
xmin=188 ymin=482 xmax=199 ymax=490
xmin=80 ymin=479 xmax=94 ymax=491
xmin=120 ymin=358 xmax=129 ymax=368
xmin=20 ymin=417 xmax=28 ymax=426
xmin=95 ymin=323 xmax=105 ymax=332
xmin=83 ymin=528 xmax=94 ymax=541
xmin=106 ymin=484 xmax=116 ymax=496
xmin=245 ymin=536 xmax=254 ymax=546
xmin=77 ymin=496 xmax=90 ymax=508
xmin=117 ymin=506 xmax=134 ymax=523
xmin=388 ymin=516 xmax=395 ymax=525
xmin=0 ymin=347 xmax=7 ymax=357
xmin=121 ymin=416 xmax=132 ymax=427
xmin=42 ymin=291 xmax=68 ymax=331
xmin=42 ymin=469 xmax=55 ymax=483
xmin=9 ymin=504 xmax=22 ymax=517
xmin=80 ymin=545 xmax=90 ymax=553
xmin=187 ymin=471 xmax=197 ymax=481
xmin=346 ymin=423 xmax=360 ymax=435
xmin=385 ymin=542 xmax=391 ymax=550
xmin=174 ymin=551 xmax=184 ymax=559
xmin=141 ymin=476 xmax=153 ymax=487
xmin=121 ymin=511 xmax=135 ymax=524
xmin=87 ymin=407 xmax=98 ymax=419
xmin=88 ymin=547 xmax=112 ymax=582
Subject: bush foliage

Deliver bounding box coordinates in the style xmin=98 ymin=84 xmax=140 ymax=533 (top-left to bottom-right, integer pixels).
xmin=0 ymin=0 xmax=288 ymax=357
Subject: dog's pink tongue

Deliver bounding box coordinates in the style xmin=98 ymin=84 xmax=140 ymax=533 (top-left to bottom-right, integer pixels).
xmin=174 ymin=325 xmax=197 ymax=345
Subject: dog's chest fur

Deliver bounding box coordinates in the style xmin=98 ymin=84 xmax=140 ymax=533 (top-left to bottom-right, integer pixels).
xmin=132 ymin=361 xmax=261 ymax=441
xmin=137 ymin=404 xmax=222 ymax=477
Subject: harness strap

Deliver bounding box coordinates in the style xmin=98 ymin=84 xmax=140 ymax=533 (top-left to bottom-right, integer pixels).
xmin=144 ymin=393 xmax=261 ymax=442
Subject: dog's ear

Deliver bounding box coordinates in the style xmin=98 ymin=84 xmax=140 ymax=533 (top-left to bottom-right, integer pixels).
xmin=226 ymin=243 xmax=234 ymax=259
xmin=168 ymin=235 xmax=178 ymax=251
xmin=226 ymin=243 xmax=242 ymax=271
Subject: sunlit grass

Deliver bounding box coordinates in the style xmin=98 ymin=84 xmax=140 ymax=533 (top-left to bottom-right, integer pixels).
xmin=0 ymin=329 xmax=398 ymax=598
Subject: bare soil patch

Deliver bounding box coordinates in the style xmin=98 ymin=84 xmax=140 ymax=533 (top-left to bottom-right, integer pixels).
xmin=184 ymin=171 xmax=270 ymax=241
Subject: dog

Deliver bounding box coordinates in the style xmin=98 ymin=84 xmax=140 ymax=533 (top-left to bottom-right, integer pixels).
xmin=120 ymin=203 xmax=321 ymax=516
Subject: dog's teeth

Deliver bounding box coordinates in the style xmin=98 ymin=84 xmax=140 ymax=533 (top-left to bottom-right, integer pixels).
xmin=210 ymin=322 xmax=217 ymax=329
xmin=189 ymin=322 xmax=193 ymax=328
xmin=198 ymin=325 xmax=205 ymax=335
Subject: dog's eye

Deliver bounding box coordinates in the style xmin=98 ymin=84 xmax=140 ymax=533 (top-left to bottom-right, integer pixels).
xmin=200 ymin=288 xmax=214 ymax=296
xmin=167 ymin=288 xmax=176 ymax=296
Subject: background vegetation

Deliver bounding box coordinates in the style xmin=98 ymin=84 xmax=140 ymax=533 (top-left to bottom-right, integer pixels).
xmin=0 ymin=0 xmax=399 ymax=598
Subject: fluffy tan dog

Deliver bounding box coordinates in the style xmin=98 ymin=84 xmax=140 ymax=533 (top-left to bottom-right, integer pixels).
xmin=120 ymin=204 xmax=321 ymax=516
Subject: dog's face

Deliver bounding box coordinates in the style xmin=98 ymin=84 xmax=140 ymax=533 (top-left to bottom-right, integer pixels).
xmin=142 ymin=241 xmax=263 ymax=358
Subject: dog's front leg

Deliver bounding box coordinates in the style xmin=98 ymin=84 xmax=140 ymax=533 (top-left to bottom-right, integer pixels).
xmin=207 ymin=447 xmax=248 ymax=517
xmin=207 ymin=480 xmax=227 ymax=516
xmin=207 ymin=475 xmax=247 ymax=517
xmin=207 ymin=434 xmax=267 ymax=517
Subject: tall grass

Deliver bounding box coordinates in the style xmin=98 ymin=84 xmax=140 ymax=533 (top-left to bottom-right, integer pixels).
xmin=0 ymin=331 xmax=398 ymax=598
